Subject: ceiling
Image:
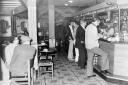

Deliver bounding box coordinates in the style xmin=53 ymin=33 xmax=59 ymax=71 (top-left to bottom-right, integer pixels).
xmin=36 ymin=0 xmax=103 ymax=7
xmin=0 ymin=0 xmax=105 ymax=24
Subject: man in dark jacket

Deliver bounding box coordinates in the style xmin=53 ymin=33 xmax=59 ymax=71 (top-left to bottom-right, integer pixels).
xmin=75 ymin=19 xmax=87 ymax=69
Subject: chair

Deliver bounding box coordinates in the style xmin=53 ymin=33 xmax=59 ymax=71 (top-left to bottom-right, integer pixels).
xmin=38 ymin=59 xmax=54 ymax=77
xmin=38 ymin=48 xmax=56 ymax=77
xmin=39 ymin=53 xmax=55 ymax=61
xmin=10 ymin=59 xmax=34 ymax=85
xmin=93 ymin=54 xmax=99 ymax=65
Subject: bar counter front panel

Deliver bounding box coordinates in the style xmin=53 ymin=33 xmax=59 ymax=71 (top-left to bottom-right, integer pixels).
xmin=98 ymin=40 xmax=128 ymax=77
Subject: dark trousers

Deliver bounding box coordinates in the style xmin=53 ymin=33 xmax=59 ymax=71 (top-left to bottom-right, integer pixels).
xmin=78 ymin=44 xmax=87 ymax=68
xmin=73 ymin=45 xmax=75 ymax=58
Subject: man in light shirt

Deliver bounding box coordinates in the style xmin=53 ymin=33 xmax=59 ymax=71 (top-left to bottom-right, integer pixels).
xmin=67 ymin=19 xmax=76 ymax=61
xmin=85 ymin=17 xmax=110 ymax=78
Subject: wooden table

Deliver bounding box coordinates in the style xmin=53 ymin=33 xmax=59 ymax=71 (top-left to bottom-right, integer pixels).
xmin=38 ymin=44 xmax=48 ymax=50
xmin=39 ymin=48 xmax=57 ymax=60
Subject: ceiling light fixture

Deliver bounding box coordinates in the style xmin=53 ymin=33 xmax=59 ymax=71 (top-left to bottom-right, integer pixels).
xmin=64 ymin=3 xmax=68 ymax=6
xmin=68 ymin=0 xmax=73 ymax=3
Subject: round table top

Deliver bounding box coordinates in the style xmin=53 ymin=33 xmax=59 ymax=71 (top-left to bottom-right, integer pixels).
xmin=38 ymin=44 xmax=47 ymax=47
xmin=40 ymin=48 xmax=57 ymax=54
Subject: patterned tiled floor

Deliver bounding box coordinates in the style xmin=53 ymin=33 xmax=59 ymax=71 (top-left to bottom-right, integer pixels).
xmin=34 ymin=53 xmax=120 ymax=85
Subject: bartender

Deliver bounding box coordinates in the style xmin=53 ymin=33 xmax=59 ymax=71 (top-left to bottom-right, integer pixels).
xmin=106 ymin=22 xmax=115 ymax=37
xmin=100 ymin=22 xmax=115 ymax=39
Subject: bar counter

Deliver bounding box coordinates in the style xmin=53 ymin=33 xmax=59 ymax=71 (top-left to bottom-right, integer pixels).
xmin=94 ymin=39 xmax=128 ymax=83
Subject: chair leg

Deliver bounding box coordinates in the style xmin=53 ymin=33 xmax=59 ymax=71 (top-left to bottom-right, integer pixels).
xmin=38 ymin=67 xmax=40 ymax=77
xmin=52 ymin=64 xmax=54 ymax=77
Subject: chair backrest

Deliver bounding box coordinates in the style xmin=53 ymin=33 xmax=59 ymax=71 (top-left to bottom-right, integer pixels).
xmin=10 ymin=59 xmax=34 ymax=85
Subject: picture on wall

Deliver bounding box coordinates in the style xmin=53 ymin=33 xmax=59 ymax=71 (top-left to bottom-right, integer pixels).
xmin=0 ymin=16 xmax=11 ymax=37
xmin=15 ymin=17 xmax=28 ymax=36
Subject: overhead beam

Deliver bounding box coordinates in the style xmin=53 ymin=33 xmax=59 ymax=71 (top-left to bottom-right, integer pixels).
xmin=73 ymin=1 xmax=117 ymax=16
xmin=48 ymin=0 xmax=55 ymax=47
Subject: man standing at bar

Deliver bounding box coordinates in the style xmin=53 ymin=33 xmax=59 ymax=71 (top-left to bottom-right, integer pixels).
xmin=75 ymin=19 xmax=87 ymax=69
xmin=67 ymin=19 xmax=76 ymax=61
xmin=85 ymin=17 xmax=110 ymax=78
xmin=73 ymin=20 xmax=79 ymax=63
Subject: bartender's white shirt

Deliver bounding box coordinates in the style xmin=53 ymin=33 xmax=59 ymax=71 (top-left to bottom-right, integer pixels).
xmin=85 ymin=23 xmax=99 ymax=49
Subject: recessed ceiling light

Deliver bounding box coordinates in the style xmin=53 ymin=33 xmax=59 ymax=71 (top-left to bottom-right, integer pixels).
xmin=64 ymin=3 xmax=68 ymax=6
xmin=68 ymin=0 xmax=73 ymax=3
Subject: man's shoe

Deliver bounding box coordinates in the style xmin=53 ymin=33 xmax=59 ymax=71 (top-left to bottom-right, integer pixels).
xmin=87 ymin=75 xmax=96 ymax=78
xmin=68 ymin=58 xmax=74 ymax=61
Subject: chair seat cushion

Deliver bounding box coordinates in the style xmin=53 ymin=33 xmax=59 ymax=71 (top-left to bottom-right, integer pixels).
xmin=38 ymin=60 xmax=53 ymax=66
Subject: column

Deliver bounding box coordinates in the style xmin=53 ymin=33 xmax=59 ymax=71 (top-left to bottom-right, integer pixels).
xmin=27 ymin=0 xmax=37 ymax=44
xmin=0 ymin=57 xmax=2 ymax=80
xmin=48 ymin=0 xmax=55 ymax=48
xmin=27 ymin=0 xmax=38 ymax=70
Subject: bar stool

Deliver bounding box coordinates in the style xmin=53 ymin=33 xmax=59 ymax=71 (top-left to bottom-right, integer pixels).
xmin=93 ymin=54 xmax=99 ymax=65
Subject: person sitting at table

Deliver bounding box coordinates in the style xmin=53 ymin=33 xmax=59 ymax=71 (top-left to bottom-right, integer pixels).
xmin=3 ymin=36 xmax=19 ymax=80
xmin=9 ymin=35 xmax=36 ymax=76
xmin=5 ymin=36 xmax=19 ymax=67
